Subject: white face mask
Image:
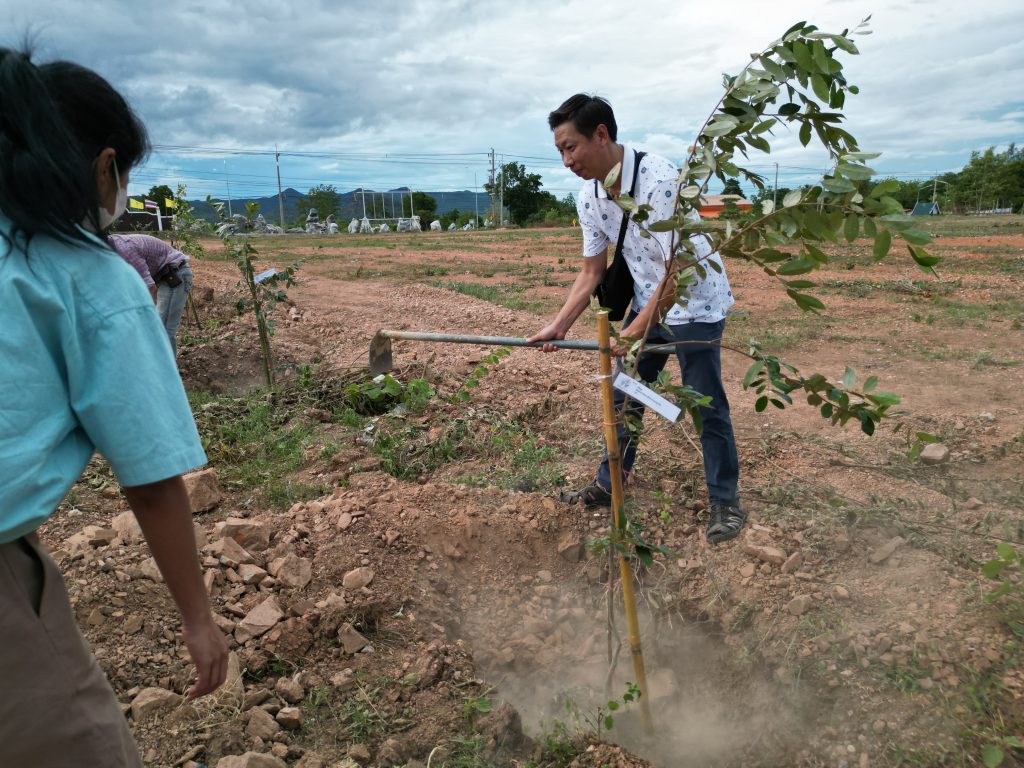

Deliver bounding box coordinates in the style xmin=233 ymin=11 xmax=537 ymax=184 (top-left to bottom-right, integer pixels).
xmin=97 ymin=162 xmax=129 ymax=231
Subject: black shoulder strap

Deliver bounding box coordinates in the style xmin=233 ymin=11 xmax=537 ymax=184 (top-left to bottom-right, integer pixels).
xmin=613 ymin=150 xmax=646 ymax=261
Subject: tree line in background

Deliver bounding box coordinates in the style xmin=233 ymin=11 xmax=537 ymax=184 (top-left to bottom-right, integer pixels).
xmin=139 ymin=143 xmax=1021 ymax=230
xmin=738 ymin=144 xmax=1024 ymax=217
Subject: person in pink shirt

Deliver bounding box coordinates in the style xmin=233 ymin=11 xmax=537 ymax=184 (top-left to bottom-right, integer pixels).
xmin=109 ymin=233 xmax=193 ymax=355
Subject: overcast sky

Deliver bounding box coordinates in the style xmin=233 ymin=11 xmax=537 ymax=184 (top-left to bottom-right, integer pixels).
xmin=5 ymin=0 xmax=1022 ymax=204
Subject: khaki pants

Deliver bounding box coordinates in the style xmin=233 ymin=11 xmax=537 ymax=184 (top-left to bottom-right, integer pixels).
xmin=0 ymin=533 xmax=142 ymax=767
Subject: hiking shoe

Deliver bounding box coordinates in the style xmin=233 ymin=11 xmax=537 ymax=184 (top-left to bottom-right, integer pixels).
xmin=559 ymin=482 xmax=612 ymax=508
xmin=706 ymin=503 xmax=746 ymax=545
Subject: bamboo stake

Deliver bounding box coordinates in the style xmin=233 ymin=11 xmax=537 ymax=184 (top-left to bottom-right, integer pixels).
xmin=596 ymin=310 xmax=652 ymax=732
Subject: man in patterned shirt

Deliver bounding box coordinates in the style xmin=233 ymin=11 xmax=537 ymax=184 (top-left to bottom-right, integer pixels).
xmin=528 ymin=94 xmax=745 ymax=545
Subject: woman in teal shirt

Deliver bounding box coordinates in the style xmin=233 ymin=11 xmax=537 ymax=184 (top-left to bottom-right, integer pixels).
xmin=0 ymin=48 xmax=228 ymax=766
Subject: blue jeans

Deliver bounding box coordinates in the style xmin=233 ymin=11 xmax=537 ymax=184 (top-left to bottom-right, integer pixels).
xmin=595 ymin=315 xmax=740 ymax=506
xmin=156 ymin=263 xmax=193 ymax=356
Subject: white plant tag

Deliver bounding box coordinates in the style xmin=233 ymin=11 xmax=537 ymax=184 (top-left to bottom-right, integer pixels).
xmin=612 ymin=372 xmax=681 ymax=422
xmin=254 ymin=268 xmax=278 ymax=284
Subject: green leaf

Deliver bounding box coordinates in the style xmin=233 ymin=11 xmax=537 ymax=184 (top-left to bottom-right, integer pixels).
xmin=864 ymin=375 xmax=878 ymax=392
xmin=837 ymin=162 xmax=876 ymax=180
xmin=704 ymin=115 xmax=739 ymax=137
xmin=604 ymin=162 xmax=621 ymax=190
xmin=981 ymin=743 xmax=1004 ymax=768
xmin=831 ymin=35 xmax=859 ymax=54
xmin=799 ymin=121 xmax=812 ymax=147
xmin=909 ymin=245 xmax=940 ymax=269
xmin=996 ymin=542 xmax=1016 ymax=560
xmin=811 ymin=73 xmax=830 ymax=101
xmin=869 ymin=179 xmax=899 ymax=198
xmin=778 ymin=102 xmax=800 ymax=117
xmin=863 ymin=217 xmax=877 ymax=238
xmin=901 ymin=229 xmax=932 ymax=246
xmin=760 ymin=56 xmax=789 ymax=81
xmin=872 ymin=229 xmax=892 ymax=260
xmin=788 ymin=291 xmax=825 ymax=312
xmin=647 ymin=219 xmax=678 ymax=232
xmin=743 ymin=360 xmax=765 ymax=388
xmin=777 ymin=259 xmax=816 ymax=275
xmin=811 ymin=40 xmax=830 ymax=73
xmin=842 ymin=366 xmax=856 ymax=388
xmin=616 ymin=195 xmax=639 ymax=214
xmin=604 ymin=715 xmax=615 ymax=732
xmin=822 ymin=177 xmax=855 ymax=193
xmin=753 ymin=117 xmax=778 ymax=134
xmin=843 ymin=215 xmax=860 ymax=242
xmin=755 ymin=395 xmax=769 ymax=412
xmin=784 ymin=279 xmax=817 ymax=289
xmin=792 ymin=40 xmax=813 ymax=71
xmin=783 ymin=189 xmax=803 ymax=207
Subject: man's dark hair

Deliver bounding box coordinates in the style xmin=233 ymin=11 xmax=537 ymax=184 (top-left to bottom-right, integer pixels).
xmin=0 ymin=47 xmax=149 ymax=249
xmin=548 ymin=94 xmax=617 ymax=141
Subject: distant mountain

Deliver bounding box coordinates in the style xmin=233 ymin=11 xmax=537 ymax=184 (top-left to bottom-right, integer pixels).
xmin=185 ymin=187 xmax=493 ymax=225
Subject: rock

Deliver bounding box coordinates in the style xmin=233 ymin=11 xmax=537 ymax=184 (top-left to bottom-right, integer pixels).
xmin=274 ymin=677 xmax=305 ymax=704
xmin=139 ymin=557 xmax=163 ymax=583
xmin=207 ymin=537 xmax=256 ymax=567
xmin=215 ymin=752 xmax=286 ymax=768
xmin=183 ymin=467 xmax=223 ymax=513
xmin=261 ymin=618 xmax=314 ymax=659
xmin=213 ymin=651 xmax=245 ymax=710
xmin=410 ymin=641 xmax=446 ymax=688
xmin=276 ymin=706 xmax=303 ymax=730
xmin=348 ymin=744 xmax=372 ymax=764
xmin=235 ymin=597 xmax=284 ymax=644
xmin=832 ymin=585 xmax=851 ymax=600
xmin=330 ymin=669 xmax=356 ymax=691
xmin=384 ymin=529 xmax=400 ymax=546
xmin=376 ymin=737 xmax=404 ymax=765
xmin=246 ymin=706 xmax=281 ymax=739
xmin=111 ymin=511 xmax=144 ymax=543
xmin=342 ymin=567 xmax=374 ymax=590
xmin=868 ymin=537 xmax=905 ymax=565
xmin=739 ymin=562 xmax=756 ymax=578
xmin=337 ymin=513 xmax=353 ymax=531
xmin=741 ymin=541 xmax=786 ymax=566
xmin=556 ymin=531 xmax=583 ymax=562
xmin=65 ymin=525 xmax=117 ymax=556
xmin=780 ymin=551 xmax=803 ymax=574
xmin=786 ymin=595 xmax=812 ymax=616
xmin=238 ymin=563 xmax=269 ymax=585
xmin=338 ymin=623 xmax=369 ymax=654
xmin=268 ymin=553 xmax=312 ymax=590
xmin=965 ymin=497 xmax=983 ymax=510
xmin=125 ymin=615 xmax=144 ymax=634
xmin=293 ymin=754 xmax=325 ymax=768
xmin=919 ymin=444 xmax=950 ymax=465
xmin=215 ymin=517 xmax=271 ymax=551
xmin=475 ymin=701 xmax=526 ymax=752
xmin=131 ymin=687 xmax=181 ymax=721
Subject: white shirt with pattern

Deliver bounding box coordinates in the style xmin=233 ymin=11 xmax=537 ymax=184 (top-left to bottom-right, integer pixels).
xmin=576 ymin=145 xmax=734 ymax=324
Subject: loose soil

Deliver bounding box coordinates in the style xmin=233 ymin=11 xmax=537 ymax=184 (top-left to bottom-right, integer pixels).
xmin=41 ymin=220 xmax=1024 ymax=767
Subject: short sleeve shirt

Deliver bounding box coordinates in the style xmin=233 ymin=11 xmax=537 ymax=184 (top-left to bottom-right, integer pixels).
xmin=108 ymin=233 xmax=189 ymax=288
xmin=576 ymin=146 xmax=734 ymax=323
xmin=0 ymin=216 xmax=207 ymax=543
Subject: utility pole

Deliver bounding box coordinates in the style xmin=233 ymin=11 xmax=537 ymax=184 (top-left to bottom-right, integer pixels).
xmin=474 ymin=172 xmax=479 ymax=225
xmin=361 ymin=187 xmax=366 ymax=219
xmin=499 ymin=154 xmax=504 ymax=228
xmin=275 ymin=145 xmax=285 ymax=229
xmin=773 ymin=162 xmax=779 ymax=209
xmin=488 ymin=148 xmax=497 ymax=226
xmin=225 ymin=160 xmax=233 ymax=218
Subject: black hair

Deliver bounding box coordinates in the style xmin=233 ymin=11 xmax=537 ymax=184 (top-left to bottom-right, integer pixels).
xmin=548 ymin=94 xmax=617 ymax=142
xmin=0 ymin=47 xmax=149 ymax=249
